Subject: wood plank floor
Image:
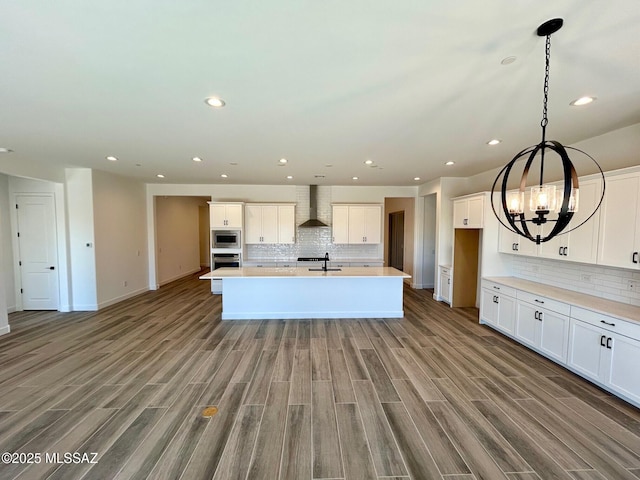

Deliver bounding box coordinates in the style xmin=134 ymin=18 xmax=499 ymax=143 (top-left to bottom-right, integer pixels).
xmin=1 ymin=272 xmax=639 ymax=480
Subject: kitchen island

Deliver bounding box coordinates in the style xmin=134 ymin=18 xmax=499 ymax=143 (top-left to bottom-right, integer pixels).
xmin=200 ymin=266 xmax=410 ymax=320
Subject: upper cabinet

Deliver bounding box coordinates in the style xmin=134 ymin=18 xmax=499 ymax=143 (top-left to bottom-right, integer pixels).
xmin=210 ymin=203 xmax=243 ymax=229
xmin=453 ymin=195 xmax=484 ymax=228
xmin=332 ymin=204 xmax=382 ymax=244
xmin=245 ymin=204 xmax=296 ymax=244
xmin=597 ymin=172 xmax=640 ymax=269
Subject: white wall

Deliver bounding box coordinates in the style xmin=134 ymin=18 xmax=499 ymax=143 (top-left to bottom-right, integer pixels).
xmin=198 ymin=206 xmax=210 ymax=267
xmin=93 ymin=170 xmax=149 ymax=307
xmin=421 ymin=194 xmax=437 ymax=288
xmin=65 ymin=168 xmax=98 ymax=310
xmin=0 ymin=174 xmax=15 ymax=313
xmin=155 ymin=196 xmax=207 ymax=285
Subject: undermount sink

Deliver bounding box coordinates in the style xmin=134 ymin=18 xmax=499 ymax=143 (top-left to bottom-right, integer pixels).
xmin=308 ymin=268 xmax=342 ymax=272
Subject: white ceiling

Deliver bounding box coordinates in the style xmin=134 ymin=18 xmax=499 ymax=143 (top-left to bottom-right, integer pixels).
xmin=1 ymin=0 xmax=639 ymax=186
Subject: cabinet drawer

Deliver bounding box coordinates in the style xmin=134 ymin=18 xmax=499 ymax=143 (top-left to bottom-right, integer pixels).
xmin=517 ymin=291 xmax=570 ymax=316
xmin=571 ymin=306 xmax=640 ymax=341
xmin=482 ymin=281 xmax=516 ymax=298
xmin=440 ymin=266 xmax=451 ymax=275
xmin=277 ymin=262 xmax=295 ymax=268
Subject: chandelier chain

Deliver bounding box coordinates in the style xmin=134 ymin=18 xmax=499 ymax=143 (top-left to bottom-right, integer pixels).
xmin=541 ymin=34 xmax=551 ymax=130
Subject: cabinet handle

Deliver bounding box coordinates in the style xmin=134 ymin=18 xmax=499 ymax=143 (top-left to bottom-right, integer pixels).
xmin=534 ymin=299 xmax=544 ymax=304
xmin=512 ymin=243 xmax=516 ymax=251
xmin=634 ymin=252 xmax=639 ymax=264
xmin=534 ymin=311 xmax=539 ymax=320
xmin=563 ymin=247 xmax=568 ymax=256
xmin=558 ymin=247 xmax=563 ymax=256
xmin=600 ymin=320 xmax=616 ymax=327
xmin=606 ymin=337 xmax=612 ymax=349
xmin=600 ymin=335 xmax=606 ymax=347
xmin=538 ymin=311 xmax=543 ymax=321
xmin=515 ymin=243 xmax=519 ymax=251
xmin=463 ymin=218 xmax=468 ymax=226
xmin=447 ymin=279 xmax=450 ymax=285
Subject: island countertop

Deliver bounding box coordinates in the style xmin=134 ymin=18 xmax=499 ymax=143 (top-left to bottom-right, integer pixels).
xmin=200 ymin=266 xmax=410 ymax=280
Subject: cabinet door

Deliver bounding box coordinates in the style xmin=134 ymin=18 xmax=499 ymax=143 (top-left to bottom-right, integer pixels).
xmin=567 ymin=319 xmax=606 ymax=380
xmin=608 ymin=334 xmax=640 ymax=405
xmin=480 ymin=289 xmax=498 ymax=325
xmin=245 ymin=205 xmax=263 ymax=244
xmin=538 ymin=309 xmax=570 ymax=363
xmin=496 ymin=294 xmax=516 ymax=334
xmin=515 ymin=302 xmax=538 ymax=348
xmin=210 ymin=204 xmax=228 ymax=229
xmin=363 ymin=206 xmax=381 ymax=244
xmin=467 ymin=196 xmax=484 ymax=228
xmin=260 ymin=205 xmax=279 ymax=243
xmin=441 ymin=273 xmax=451 ymax=303
xmin=597 ymin=173 xmax=640 ymax=268
xmin=278 ymin=205 xmax=295 ymax=244
xmin=453 ymin=200 xmax=468 ymax=228
xmin=348 ymin=207 xmax=366 ymax=243
xmin=225 ymin=204 xmax=244 ymax=229
xmin=332 ymin=206 xmax=349 ymax=244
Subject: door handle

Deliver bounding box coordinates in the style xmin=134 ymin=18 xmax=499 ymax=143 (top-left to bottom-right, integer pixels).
xmin=49 ymin=266 xmax=55 ymax=270
xmin=606 ymin=337 xmax=612 ymax=349
xmin=600 ymin=335 xmax=606 ymax=347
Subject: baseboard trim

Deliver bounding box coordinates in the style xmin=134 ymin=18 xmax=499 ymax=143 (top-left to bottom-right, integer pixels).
xmin=158 ymin=268 xmax=202 ymax=287
xmin=97 ymin=287 xmax=149 ymax=310
xmin=0 ymin=324 xmax=10 ymax=336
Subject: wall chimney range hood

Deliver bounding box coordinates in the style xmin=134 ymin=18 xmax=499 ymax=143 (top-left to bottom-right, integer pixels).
xmin=299 ymin=185 xmax=329 ymax=228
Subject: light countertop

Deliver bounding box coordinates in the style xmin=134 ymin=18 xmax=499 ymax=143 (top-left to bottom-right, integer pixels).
xmin=201 ymin=266 xmax=410 ymax=280
xmin=485 ymin=276 xmax=640 ymax=324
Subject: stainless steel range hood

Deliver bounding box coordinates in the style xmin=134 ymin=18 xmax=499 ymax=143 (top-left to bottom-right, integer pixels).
xmin=299 ymin=185 xmax=329 ymax=228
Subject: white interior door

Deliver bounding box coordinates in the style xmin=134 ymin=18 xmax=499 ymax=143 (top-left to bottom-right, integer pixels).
xmin=16 ymin=194 xmax=59 ymax=310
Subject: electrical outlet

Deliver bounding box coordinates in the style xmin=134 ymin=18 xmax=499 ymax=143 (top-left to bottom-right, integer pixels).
xmin=581 ymin=274 xmax=593 ymax=283
xmin=626 ymin=279 xmax=635 ymax=291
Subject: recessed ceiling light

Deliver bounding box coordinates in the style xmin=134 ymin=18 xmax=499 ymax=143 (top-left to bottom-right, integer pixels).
xmin=487 ymin=139 xmax=501 ymax=146
xmin=570 ymin=96 xmax=596 ymax=106
xmin=325 ymin=164 xmax=333 ymax=168
xmin=221 ymin=174 xmax=228 ymax=178
xmin=192 ymin=157 xmax=202 ymax=162
xmin=364 ymin=160 xmax=373 ymax=165
xmin=286 ymin=175 xmax=293 ymax=179
xmin=279 ymin=158 xmax=288 ymax=164
xmin=157 ymin=174 xmax=165 ymax=178
xmin=0 ymin=148 xmax=13 ymax=153
xmin=414 ymin=177 xmax=421 ymax=181
xmin=204 ymin=97 xmax=226 ymax=108
xmin=352 ymin=176 xmax=359 ymax=180
xmin=230 ymin=162 xmax=238 ymax=166
xmin=501 ymin=56 xmax=517 ymax=65
xmin=106 ymin=155 xmax=118 ymax=161
xmin=445 ymin=161 xmax=455 ymax=166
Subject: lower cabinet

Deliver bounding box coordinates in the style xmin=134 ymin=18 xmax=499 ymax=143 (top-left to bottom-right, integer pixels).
xmin=515 ymin=300 xmax=570 ymax=364
xmin=568 ymin=311 xmax=640 ymax=406
xmin=480 ymin=281 xmax=516 ymax=334
xmin=480 ymin=280 xmax=640 ymax=408
xmin=439 ymin=266 xmax=452 ymax=304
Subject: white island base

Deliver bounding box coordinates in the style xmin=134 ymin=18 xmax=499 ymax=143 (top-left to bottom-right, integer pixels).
xmin=200 ymin=266 xmax=410 ymax=320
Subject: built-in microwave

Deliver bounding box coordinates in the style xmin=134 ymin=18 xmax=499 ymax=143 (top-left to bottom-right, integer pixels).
xmin=212 ymin=230 xmax=241 ymax=249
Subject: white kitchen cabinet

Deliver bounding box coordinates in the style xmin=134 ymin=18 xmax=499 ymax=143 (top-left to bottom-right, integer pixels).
xmin=480 ymin=281 xmax=516 ymax=334
xmin=438 ymin=266 xmax=452 ymax=304
xmin=210 ymin=203 xmax=243 ymax=229
xmin=453 ymin=195 xmax=484 ymax=228
xmin=245 ymin=204 xmax=296 ymax=244
xmin=350 ymin=261 xmax=384 ymax=267
xmin=568 ymin=309 xmax=640 ymax=406
xmin=332 ymin=204 xmax=382 ymax=244
xmin=497 ymin=190 xmax=539 ymax=256
xmin=515 ymin=294 xmax=570 ymax=364
xmin=597 ymin=172 xmax=640 ymax=269
xmin=538 ymin=179 xmax=602 ymax=264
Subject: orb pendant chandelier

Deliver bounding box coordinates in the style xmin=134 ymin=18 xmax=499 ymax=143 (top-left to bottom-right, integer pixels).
xmin=491 ymin=18 xmax=605 ymax=245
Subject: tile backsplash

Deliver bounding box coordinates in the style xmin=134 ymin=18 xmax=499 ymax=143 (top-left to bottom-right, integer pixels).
xmin=511 ymin=256 xmax=640 ymax=306
xmin=245 ymin=185 xmax=382 ymax=260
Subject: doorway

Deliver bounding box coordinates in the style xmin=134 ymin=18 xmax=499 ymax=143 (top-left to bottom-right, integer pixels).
xmin=15 ymin=194 xmax=59 ymax=310
xmin=389 ymin=211 xmax=404 ymax=270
